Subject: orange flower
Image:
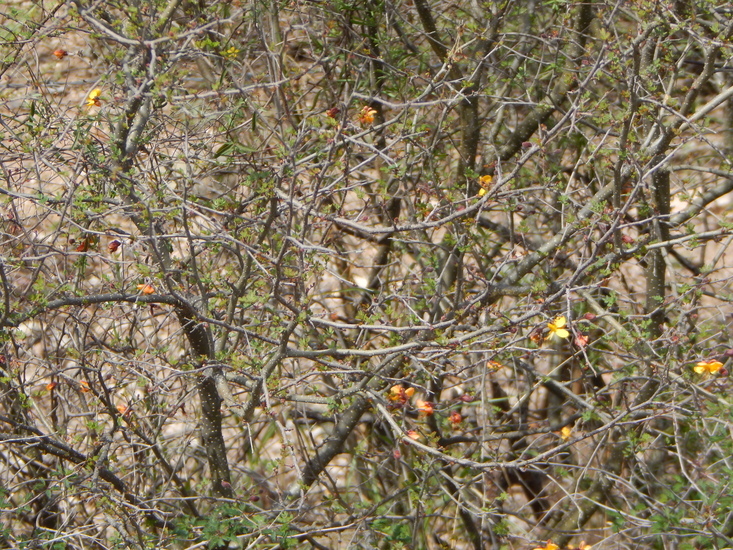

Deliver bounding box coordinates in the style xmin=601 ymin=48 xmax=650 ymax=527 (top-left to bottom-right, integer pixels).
xmin=405 ymin=430 xmax=421 ymax=440
xmin=53 ymin=49 xmax=68 ymax=59
xmin=486 ymin=360 xmax=503 ymax=371
xmin=415 ymin=399 xmax=434 ymax=417
xmin=694 ymin=360 xmax=723 ymax=374
xmin=358 ymin=105 xmax=377 ymax=125
xmin=388 ymin=384 xmax=415 ymax=403
xmin=46 ymin=382 xmax=57 ymax=391
xmin=325 ymin=107 xmax=340 ymax=119
xmin=449 ymin=411 xmax=462 ymax=426
xmin=86 ymin=88 xmax=102 ymax=107
xmin=79 ymin=380 xmax=90 ymax=392
xmin=533 ymin=542 xmax=559 ymax=550
xmin=117 ymin=404 xmax=134 ymax=419
xmin=136 ymin=283 xmax=155 ymax=295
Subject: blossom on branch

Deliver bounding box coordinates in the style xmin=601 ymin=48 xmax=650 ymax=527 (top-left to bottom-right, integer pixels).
xmin=388 ymin=384 xmax=414 ymax=404
xmin=86 ymin=88 xmax=102 ymax=107
xmin=415 ymin=399 xmax=434 ymax=417
xmin=693 ymin=359 xmax=723 ymax=375
xmin=358 ymin=106 xmax=377 ymax=125
xmin=546 ymin=316 xmax=570 ymax=341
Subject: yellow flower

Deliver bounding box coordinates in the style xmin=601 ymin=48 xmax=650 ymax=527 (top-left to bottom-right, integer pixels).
xmin=86 ymin=88 xmax=102 ymax=107
xmin=694 ymin=360 xmax=723 ymax=374
xmin=223 ymin=46 xmax=240 ymax=59
xmin=477 ymin=174 xmax=492 ymax=197
xmin=547 ymin=316 xmax=570 ymax=340
xmin=561 ymin=426 xmax=572 ymax=441
xmin=533 ymin=542 xmax=559 ymax=550
xmin=358 ymin=106 xmax=377 ymax=125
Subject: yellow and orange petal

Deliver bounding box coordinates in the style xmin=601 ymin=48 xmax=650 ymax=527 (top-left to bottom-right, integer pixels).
xmin=477 ymin=174 xmax=492 ymax=197
xmin=706 ymin=360 xmax=723 ymax=374
xmin=415 ymin=399 xmax=434 ymax=417
xmin=694 ymin=360 xmax=723 ymax=374
xmin=486 ymin=360 xmax=504 ymax=370
xmin=388 ymin=384 xmax=402 ymax=400
xmin=533 ymin=542 xmax=560 ymax=550
xmin=86 ymin=88 xmax=102 ymax=107
xmin=388 ymin=384 xmax=415 ymax=402
xmin=358 ymin=106 xmax=377 ymax=125
xmin=136 ymin=283 xmax=155 ymax=295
